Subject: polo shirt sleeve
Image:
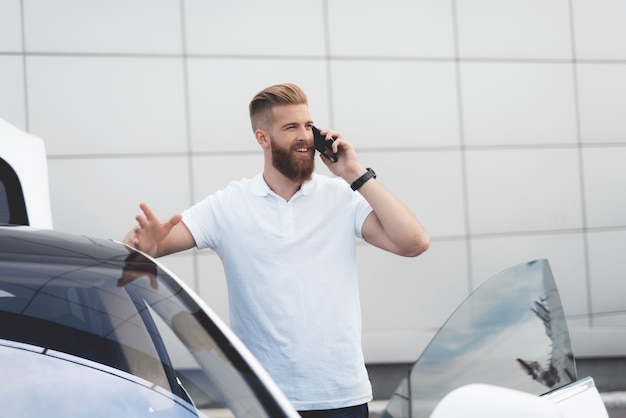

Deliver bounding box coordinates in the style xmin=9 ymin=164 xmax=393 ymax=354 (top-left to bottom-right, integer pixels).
xmin=181 ymin=192 xmax=222 ymax=251
xmin=353 ymin=192 xmax=373 ymax=240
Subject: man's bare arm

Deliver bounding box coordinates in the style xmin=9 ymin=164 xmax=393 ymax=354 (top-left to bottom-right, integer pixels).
xmin=358 ymin=178 xmax=429 ymax=257
xmin=318 ymin=129 xmax=430 ymax=257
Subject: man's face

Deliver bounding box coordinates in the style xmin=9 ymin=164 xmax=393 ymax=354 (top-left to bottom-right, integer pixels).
xmin=267 ymin=104 xmax=315 ymax=183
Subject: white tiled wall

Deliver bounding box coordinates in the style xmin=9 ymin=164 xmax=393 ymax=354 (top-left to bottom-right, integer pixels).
xmin=27 ymin=56 xmax=188 ymax=155
xmin=572 ymin=0 xmax=626 ymax=60
xmin=460 ymin=62 xmax=578 ymax=146
xmin=465 ymin=148 xmax=584 ymax=234
xmin=23 ymin=0 xmax=183 ymax=54
xmin=0 ymin=0 xmax=22 ymax=52
xmin=185 ymin=0 xmax=326 ymax=56
xmin=2 ymin=0 xmax=625 ymax=362
xmin=456 ymin=0 xmax=573 ymax=59
xmin=577 ymin=64 xmax=626 ymax=143
xmin=332 ymin=60 xmax=460 ymax=147
xmin=327 ymin=1 xmax=455 ymax=58
xmin=0 ymin=56 xmax=25 ymax=128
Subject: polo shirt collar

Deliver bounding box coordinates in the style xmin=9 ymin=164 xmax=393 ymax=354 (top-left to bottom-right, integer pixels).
xmin=252 ymin=172 xmax=318 ymax=197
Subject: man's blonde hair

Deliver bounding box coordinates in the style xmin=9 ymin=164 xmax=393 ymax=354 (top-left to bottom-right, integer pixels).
xmin=249 ymin=83 xmax=308 ymax=132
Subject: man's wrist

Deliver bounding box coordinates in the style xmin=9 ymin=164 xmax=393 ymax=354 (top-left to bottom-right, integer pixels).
xmin=350 ymin=168 xmax=376 ymax=191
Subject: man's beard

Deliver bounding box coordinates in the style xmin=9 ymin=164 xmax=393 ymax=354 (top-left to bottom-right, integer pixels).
xmin=270 ymin=139 xmax=315 ymax=183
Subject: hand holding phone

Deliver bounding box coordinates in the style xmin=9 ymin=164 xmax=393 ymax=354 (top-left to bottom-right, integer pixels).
xmin=312 ymin=126 xmax=338 ymax=163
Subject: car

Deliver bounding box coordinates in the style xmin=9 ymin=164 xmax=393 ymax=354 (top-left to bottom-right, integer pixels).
xmin=0 ymin=225 xmax=609 ymax=418
xmin=0 ymin=225 xmax=300 ymax=417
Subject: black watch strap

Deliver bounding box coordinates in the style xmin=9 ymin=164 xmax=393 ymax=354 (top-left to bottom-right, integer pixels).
xmin=350 ymin=168 xmax=376 ymax=191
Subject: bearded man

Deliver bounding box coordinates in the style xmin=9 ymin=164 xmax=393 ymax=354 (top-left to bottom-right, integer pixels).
xmin=124 ymin=83 xmax=430 ymax=418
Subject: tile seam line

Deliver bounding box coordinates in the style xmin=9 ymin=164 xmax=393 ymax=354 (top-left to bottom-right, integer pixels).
xmin=45 ymin=142 xmax=626 ymax=160
xmin=568 ymin=0 xmax=594 ymax=329
xmin=450 ymin=0 xmax=474 ymax=294
xmin=6 ymin=51 xmax=626 ymax=65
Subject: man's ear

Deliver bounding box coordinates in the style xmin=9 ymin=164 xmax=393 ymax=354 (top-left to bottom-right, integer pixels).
xmin=255 ymin=129 xmax=270 ymax=149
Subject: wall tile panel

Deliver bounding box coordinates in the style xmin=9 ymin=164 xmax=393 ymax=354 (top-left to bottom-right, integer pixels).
xmin=190 ymin=154 xmax=263 ymax=204
xmin=48 ymin=156 xmax=191 ymax=239
xmin=0 ymin=56 xmax=26 ymax=129
xmin=197 ymin=251 xmax=230 ymax=325
xmin=465 ymin=148 xmax=583 ymax=234
xmin=0 ymin=0 xmax=22 ymax=52
xmin=587 ymin=230 xmax=626 ymax=325
xmin=456 ymin=0 xmax=572 ymax=59
xmin=327 ymin=0 xmax=455 ymax=58
xmin=461 ymin=62 xmax=578 ymax=146
xmin=582 ymin=147 xmax=626 ymax=228
xmin=572 ymin=0 xmax=626 ymax=60
xmin=184 ymin=0 xmax=325 ymax=56
xmin=331 ymin=60 xmax=460 ymax=148
xmin=577 ymin=64 xmax=626 ymax=144
xmin=26 ymin=56 xmax=187 ymax=155
xmin=23 ymin=0 xmax=182 ymax=54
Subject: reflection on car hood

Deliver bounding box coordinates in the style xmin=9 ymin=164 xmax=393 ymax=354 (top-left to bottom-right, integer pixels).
xmin=0 ymin=340 xmax=195 ymax=418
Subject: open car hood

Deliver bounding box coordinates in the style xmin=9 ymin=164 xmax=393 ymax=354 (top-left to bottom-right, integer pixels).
xmin=382 ymin=259 xmax=577 ymax=418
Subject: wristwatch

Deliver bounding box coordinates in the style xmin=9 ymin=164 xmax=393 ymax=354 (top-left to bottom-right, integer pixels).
xmin=350 ymin=168 xmax=376 ymax=191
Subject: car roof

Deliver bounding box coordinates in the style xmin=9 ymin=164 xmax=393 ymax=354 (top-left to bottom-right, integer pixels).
xmin=0 ymin=225 xmax=124 ymax=264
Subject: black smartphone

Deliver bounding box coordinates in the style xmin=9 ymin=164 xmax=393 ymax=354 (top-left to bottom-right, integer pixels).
xmin=312 ymin=126 xmax=337 ymax=163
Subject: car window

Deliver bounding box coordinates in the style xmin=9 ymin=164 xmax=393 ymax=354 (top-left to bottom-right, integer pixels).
xmin=0 ymin=243 xmax=289 ymax=417
xmin=382 ymin=259 xmax=576 ymax=418
xmin=0 ymin=158 xmax=29 ymax=225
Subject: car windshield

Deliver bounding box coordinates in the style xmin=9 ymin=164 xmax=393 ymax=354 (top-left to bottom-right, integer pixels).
xmin=0 ymin=228 xmax=292 ymax=418
xmin=382 ymin=259 xmax=576 ymax=418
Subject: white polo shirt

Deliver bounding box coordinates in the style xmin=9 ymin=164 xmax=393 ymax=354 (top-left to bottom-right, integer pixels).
xmin=182 ymin=173 xmax=374 ymax=410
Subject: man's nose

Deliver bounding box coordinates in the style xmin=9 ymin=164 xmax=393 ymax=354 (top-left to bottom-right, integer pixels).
xmin=297 ymin=126 xmax=310 ymax=140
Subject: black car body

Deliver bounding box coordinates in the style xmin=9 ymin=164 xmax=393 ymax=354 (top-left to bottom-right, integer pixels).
xmin=0 ymin=225 xmax=299 ymax=417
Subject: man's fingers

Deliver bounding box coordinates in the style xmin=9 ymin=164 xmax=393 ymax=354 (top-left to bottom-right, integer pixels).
xmin=319 ymin=153 xmax=333 ymax=170
xmin=135 ymin=214 xmax=149 ymax=229
xmin=331 ymin=137 xmax=342 ymax=153
xmin=168 ymin=213 xmax=183 ymax=227
xmin=139 ymin=202 xmax=156 ymax=220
